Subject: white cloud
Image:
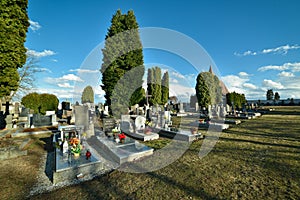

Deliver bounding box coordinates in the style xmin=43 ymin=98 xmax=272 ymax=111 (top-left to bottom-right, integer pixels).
xmin=234 ymin=44 xmax=300 ymax=56
xmin=169 ymin=83 xmax=195 ymax=102
xmin=57 ymin=83 xmax=74 ymax=88
xmin=262 ymin=79 xmax=284 ymax=89
xmin=69 ymin=69 xmax=99 ymax=73
xmin=26 ymin=49 xmax=56 ymax=58
xmin=238 ymin=72 xmax=250 ymax=77
xmin=234 ymin=50 xmax=257 ymax=56
xmin=221 ymin=75 xmax=264 ymax=99
xmin=171 ymin=71 xmax=185 ymax=79
xmin=221 ymin=75 xmax=249 ymax=89
xmin=262 ymin=44 xmax=300 ymax=55
xmin=29 ymin=20 xmax=41 ymax=31
xmin=243 ymin=83 xmax=257 ymax=89
xmin=59 ymin=74 xmax=84 ymax=82
xmin=258 ymin=62 xmax=300 ymax=72
xmin=278 ymin=71 xmax=295 ymax=77
xmin=34 ymin=67 xmax=52 ymax=73
xmin=170 ymin=78 xmax=179 ymax=83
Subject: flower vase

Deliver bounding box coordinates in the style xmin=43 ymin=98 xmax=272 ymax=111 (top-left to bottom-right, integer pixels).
xmin=73 ymin=152 xmax=80 ymax=158
xmin=120 ymin=139 xmax=125 ymax=144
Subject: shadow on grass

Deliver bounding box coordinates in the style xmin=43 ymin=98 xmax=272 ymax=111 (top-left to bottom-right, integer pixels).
xmin=146 ymin=171 xmax=219 ymax=199
xmin=219 ymin=136 xmax=300 ymax=149
xmin=223 ymin=129 xmax=300 ymax=142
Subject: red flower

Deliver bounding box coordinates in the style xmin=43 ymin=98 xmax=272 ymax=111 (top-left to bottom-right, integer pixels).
xmin=118 ymin=133 xmax=126 ymax=140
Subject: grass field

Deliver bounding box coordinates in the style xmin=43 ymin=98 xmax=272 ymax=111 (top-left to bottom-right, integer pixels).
xmin=0 ymin=106 xmax=299 ymax=199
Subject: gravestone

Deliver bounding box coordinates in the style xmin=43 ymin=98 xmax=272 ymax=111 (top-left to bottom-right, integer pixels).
xmin=0 ymin=111 xmax=6 ymax=129
xmin=120 ymin=115 xmax=134 ymax=133
xmin=62 ymin=101 xmax=70 ymax=110
xmin=195 ymin=102 xmax=199 ymax=112
xmin=20 ymin=108 xmax=30 ymax=117
xmin=179 ymin=103 xmax=184 ymax=113
xmin=74 ymin=105 xmax=94 ymax=138
xmin=5 ymin=115 xmax=13 ymax=129
xmin=32 ymin=114 xmax=52 ymax=127
xmin=102 ymin=118 xmax=116 ymax=133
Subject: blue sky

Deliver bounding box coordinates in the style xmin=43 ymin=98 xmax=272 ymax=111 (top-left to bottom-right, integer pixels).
xmin=25 ymin=0 xmax=300 ymax=103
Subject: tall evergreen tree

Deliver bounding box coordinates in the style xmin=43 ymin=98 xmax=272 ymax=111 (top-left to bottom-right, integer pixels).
xmin=0 ymin=0 xmax=29 ymax=98
xmin=266 ymin=89 xmax=274 ymax=100
xmin=195 ymin=71 xmax=222 ymax=109
xmin=195 ymin=73 xmax=211 ymax=109
xmin=81 ymin=85 xmax=94 ymax=104
xmin=100 ymin=10 xmax=145 ymax=112
xmin=147 ymin=68 xmax=154 ymax=105
xmin=161 ymin=71 xmax=169 ymax=104
xmin=152 ymin=66 xmax=162 ymax=105
xmin=274 ymin=92 xmax=280 ymax=101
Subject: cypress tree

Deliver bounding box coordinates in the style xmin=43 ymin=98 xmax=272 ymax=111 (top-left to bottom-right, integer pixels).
xmin=101 ymin=10 xmax=145 ymax=112
xmin=153 ymin=66 xmax=162 ymax=105
xmin=147 ymin=68 xmax=154 ymax=105
xmin=195 ymin=73 xmax=211 ymax=109
xmin=0 ymin=0 xmax=30 ymax=98
xmin=161 ymin=71 xmax=169 ymax=104
xmin=81 ymin=85 xmax=94 ymax=104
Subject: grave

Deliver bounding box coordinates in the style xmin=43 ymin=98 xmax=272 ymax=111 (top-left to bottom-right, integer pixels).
xmin=120 ymin=115 xmax=159 ymax=141
xmin=155 ymin=128 xmax=202 ymax=142
xmin=91 ymin=132 xmax=154 ymax=165
xmin=150 ymin=110 xmax=202 ymax=142
xmin=52 ymin=125 xmax=104 ymax=184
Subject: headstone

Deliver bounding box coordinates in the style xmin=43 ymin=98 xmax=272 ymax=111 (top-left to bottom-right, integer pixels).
xmin=104 ymin=106 xmax=109 ymax=116
xmin=0 ymin=111 xmax=6 ymax=129
xmin=102 ymin=118 xmax=116 ymax=133
xmin=20 ymin=108 xmax=30 ymax=117
xmin=195 ymin=102 xmax=199 ymax=112
xmin=134 ymin=116 xmax=146 ymax=132
xmin=51 ymin=114 xmax=58 ymax=126
xmin=5 ymin=114 xmax=13 ymax=129
xmin=62 ymin=101 xmax=70 ymax=110
xmin=74 ymin=105 xmax=94 ymax=138
xmin=179 ymin=103 xmax=184 ymax=113
xmin=32 ymin=114 xmax=52 ymax=127
xmin=226 ymin=104 xmax=231 ymax=113
xmin=5 ymin=101 xmax=9 ymax=115
xmin=27 ymin=114 xmax=32 ymax=128
xmin=120 ymin=115 xmax=133 ymax=133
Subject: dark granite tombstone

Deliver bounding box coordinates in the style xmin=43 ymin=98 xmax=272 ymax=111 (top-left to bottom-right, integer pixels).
xmin=32 ymin=114 xmax=52 ymax=127
xmin=103 ymin=118 xmax=116 ymax=134
xmin=5 ymin=101 xmax=9 ymax=115
xmin=0 ymin=111 xmax=6 ymax=130
xmin=62 ymin=101 xmax=70 ymax=110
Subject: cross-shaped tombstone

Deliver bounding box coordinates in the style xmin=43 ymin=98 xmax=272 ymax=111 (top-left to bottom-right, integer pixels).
xmin=145 ymin=90 xmax=152 ymax=106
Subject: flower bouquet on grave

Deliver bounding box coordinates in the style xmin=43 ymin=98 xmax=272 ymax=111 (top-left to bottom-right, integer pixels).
xmin=71 ymin=143 xmax=82 ymax=157
xmin=118 ymin=132 xmax=126 ymax=143
xmin=70 ymin=137 xmax=80 ymax=146
xmin=112 ymin=127 xmax=120 ymax=139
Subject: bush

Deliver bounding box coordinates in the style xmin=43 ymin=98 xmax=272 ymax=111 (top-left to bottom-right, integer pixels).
xmin=21 ymin=93 xmax=59 ymax=114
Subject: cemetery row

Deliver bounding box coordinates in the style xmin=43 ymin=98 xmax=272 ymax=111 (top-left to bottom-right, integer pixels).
xmin=0 ymin=100 xmax=263 ymax=185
